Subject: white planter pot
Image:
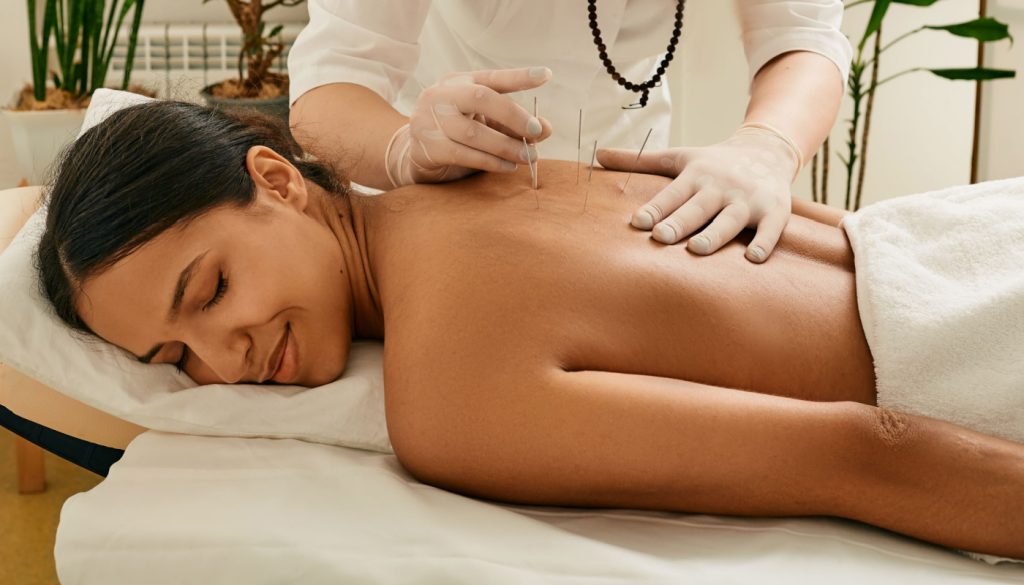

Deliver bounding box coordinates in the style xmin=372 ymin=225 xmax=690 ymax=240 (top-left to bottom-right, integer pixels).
xmin=2 ymin=108 xmax=86 ymax=185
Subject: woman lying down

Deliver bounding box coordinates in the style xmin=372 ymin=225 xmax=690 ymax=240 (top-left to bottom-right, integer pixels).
xmin=38 ymin=102 xmax=1023 ymax=560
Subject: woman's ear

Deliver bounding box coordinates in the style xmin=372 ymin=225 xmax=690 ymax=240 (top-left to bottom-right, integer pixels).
xmin=245 ymin=145 xmax=308 ymax=212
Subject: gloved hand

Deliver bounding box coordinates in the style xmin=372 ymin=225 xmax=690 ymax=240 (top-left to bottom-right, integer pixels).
xmin=384 ymin=67 xmax=554 ymax=187
xmin=597 ymin=123 xmax=803 ymax=264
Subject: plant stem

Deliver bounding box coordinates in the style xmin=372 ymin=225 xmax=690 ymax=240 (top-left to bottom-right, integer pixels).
xmin=867 ymin=67 xmax=925 ymax=94
xmin=811 ymin=151 xmax=819 ymax=203
xmin=856 ymin=24 xmax=882 ymax=212
xmin=864 ymin=26 xmax=925 ymax=69
xmin=822 ymin=136 xmax=830 ymax=206
xmin=844 ymin=64 xmax=863 ymax=211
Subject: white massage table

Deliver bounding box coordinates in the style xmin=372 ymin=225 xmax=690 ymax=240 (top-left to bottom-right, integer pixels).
xmin=2 ymin=187 xmax=1022 ymax=584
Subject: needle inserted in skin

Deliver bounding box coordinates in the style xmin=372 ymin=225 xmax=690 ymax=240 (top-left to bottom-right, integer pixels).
xmin=576 ymin=109 xmax=583 ymax=185
xmin=584 ymin=139 xmax=597 ymax=213
xmin=621 ymin=128 xmax=653 ymax=194
xmin=523 ymin=136 xmax=539 ymax=208
xmin=531 ymin=97 xmax=539 ymax=191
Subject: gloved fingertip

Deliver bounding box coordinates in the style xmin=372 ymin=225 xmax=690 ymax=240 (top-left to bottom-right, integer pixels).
xmin=529 ymin=66 xmax=552 ymax=80
xmin=527 ymin=117 xmax=542 ymax=138
xmin=687 ymin=235 xmax=711 ymax=254
xmin=632 ymin=209 xmax=655 ymax=230
xmin=652 ymin=223 xmax=677 ymax=244
xmin=746 ymin=245 xmax=767 ymax=263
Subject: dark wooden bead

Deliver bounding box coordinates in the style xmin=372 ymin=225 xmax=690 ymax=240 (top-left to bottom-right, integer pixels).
xmin=590 ymin=0 xmax=685 ymax=109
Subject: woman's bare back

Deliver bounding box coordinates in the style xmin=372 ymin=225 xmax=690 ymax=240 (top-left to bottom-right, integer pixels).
xmin=358 ymin=159 xmax=875 ymax=405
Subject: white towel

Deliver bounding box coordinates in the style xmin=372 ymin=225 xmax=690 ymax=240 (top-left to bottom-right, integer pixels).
xmin=842 ymin=177 xmax=1024 ymax=566
xmin=842 ymin=176 xmax=1024 ymax=444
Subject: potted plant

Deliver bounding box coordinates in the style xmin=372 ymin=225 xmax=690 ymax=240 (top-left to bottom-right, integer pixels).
xmin=4 ymin=0 xmax=147 ymax=185
xmin=200 ymin=0 xmax=304 ymax=121
xmin=809 ymin=0 xmax=1015 ymax=211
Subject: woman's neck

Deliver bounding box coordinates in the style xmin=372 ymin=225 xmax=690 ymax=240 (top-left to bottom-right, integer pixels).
xmin=313 ymin=183 xmax=385 ymax=339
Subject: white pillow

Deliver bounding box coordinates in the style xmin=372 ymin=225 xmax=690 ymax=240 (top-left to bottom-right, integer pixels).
xmin=0 ymin=89 xmax=392 ymax=453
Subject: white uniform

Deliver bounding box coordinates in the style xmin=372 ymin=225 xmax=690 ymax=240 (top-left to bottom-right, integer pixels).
xmin=289 ymin=0 xmax=852 ymax=161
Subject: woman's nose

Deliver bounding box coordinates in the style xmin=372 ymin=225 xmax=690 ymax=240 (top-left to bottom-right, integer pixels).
xmin=184 ymin=327 xmax=250 ymax=384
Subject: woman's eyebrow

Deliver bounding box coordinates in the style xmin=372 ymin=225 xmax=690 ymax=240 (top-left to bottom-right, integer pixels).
xmin=169 ymin=250 xmax=210 ymax=323
xmin=133 ymin=249 xmax=210 ymax=364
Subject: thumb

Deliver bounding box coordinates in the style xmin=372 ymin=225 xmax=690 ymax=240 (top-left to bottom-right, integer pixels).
xmin=597 ymin=147 xmax=692 ymax=177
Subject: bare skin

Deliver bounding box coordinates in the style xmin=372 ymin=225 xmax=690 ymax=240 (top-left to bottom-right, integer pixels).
xmin=77 ymin=154 xmax=1024 ymax=559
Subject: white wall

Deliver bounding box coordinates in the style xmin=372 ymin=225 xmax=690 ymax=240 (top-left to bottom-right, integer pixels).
xmin=978 ymin=0 xmax=1024 ymax=181
xmin=0 ymin=2 xmax=32 ymax=187
xmin=670 ymin=0 xmax=986 ymax=210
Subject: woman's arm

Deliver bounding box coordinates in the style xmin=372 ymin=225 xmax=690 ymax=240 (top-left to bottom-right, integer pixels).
xmin=390 ymin=370 xmax=1024 ymax=559
xmin=791 ymin=196 xmax=849 ymax=228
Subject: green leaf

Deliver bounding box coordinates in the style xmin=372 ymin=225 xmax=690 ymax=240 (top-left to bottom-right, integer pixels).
xmin=925 ymin=18 xmax=1013 ymax=44
xmin=929 ymin=67 xmax=1016 ymax=80
xmin=269 ymin=24 xmax=283 ymax=38
xmin=859 ymin=0 xmax=892 ymax=52
xmin=892 ymin=0 xmax=940 ymax=5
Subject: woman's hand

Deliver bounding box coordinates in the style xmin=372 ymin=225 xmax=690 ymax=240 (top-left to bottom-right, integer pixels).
xmin=598 ymin=125 xmax=802 ymax=263
xmin=384 ymin=67 xmax=554 ymax=186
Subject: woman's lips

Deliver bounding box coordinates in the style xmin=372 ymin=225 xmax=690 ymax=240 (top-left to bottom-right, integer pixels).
xmin=271 ymin=324 xmax=299 ymax=384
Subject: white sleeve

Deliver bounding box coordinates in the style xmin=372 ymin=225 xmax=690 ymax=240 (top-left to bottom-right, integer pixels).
xmin=287 ymin=0 xmax=434 ymax=106
xmin=736 ymin=0 xmax=853 ymax=90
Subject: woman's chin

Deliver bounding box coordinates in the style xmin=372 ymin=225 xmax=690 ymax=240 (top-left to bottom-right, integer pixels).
xmin=297 ymin=343 xmax=350 ymax=388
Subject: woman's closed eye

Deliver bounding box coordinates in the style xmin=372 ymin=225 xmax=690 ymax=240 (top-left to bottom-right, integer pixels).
xmin=173 ymin=272 xmax=230 ymax=373
xmin=204 ymin=271 xmax=229 ymax=311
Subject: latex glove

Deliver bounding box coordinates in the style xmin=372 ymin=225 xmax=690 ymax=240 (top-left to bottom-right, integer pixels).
xmin=384 ymin=67 xmax=554 ymax=187
xmin=598 ymin=123 xmax=803 ymax=263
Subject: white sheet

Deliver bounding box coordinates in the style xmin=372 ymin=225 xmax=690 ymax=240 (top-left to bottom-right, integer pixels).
xmin=56 ymin=432 xmax=1024 ymax=584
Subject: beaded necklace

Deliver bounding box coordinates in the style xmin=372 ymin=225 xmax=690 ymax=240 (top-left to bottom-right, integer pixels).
xmin=587 ymin=0 xmax=685 ymax=108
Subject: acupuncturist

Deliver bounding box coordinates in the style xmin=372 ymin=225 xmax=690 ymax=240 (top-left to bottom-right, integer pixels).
xmin=287 ymin=1 xmax=852 ymax=263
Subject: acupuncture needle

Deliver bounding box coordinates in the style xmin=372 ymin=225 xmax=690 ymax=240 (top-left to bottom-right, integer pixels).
xmin=584 ymin=139 xmax=597 ymax=213
xmin=522 ymin=136 xmax=539 ymax=208
xmin=621 ymin=128 xmax=653 ymax=194
xmin=576 ymin=109 xmax=583 ymax=185
xmin=531 ymin=96 xmax=539 ymax=191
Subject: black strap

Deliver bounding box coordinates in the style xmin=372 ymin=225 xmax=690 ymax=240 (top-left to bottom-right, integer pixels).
xmin=0 ymin=404 xmax=124 ymax=477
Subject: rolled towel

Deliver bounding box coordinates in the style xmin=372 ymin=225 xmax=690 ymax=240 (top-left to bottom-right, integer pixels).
xmin=842 ymin=176 xmax=1024 ymax=444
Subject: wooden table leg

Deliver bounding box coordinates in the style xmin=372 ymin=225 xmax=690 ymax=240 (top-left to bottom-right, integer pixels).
xmin=15 ymin=436 xmax=46 ymax=494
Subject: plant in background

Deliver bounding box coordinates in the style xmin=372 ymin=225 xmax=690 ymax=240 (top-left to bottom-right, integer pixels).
xmin=204 ymin=0 xmax=305 ymax=100
xmin=810 ymin=0 xmax=1015 ymax=211
xmin=20 ymin=0 xmax=146 ymax=110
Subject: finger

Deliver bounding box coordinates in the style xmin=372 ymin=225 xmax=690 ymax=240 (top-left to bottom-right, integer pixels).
xmin=431 ymin=103 xmax=537 ymax=164
xmin=686 ymin=203 xmax=751 ymax=256
xmin=442 ymin=66 xmax=553 ymax=94
xmin=486 ymin=116 xmax=553 ymax=143
xmin=409 ymin=126 xmax=518 ymax=174
xmin=631 ymin=173 xmax=704 ymax=231
xmin=651 ymin=188 xmax=724 ymax=245
xmin=597 ymin=147 xmax=680 ymax=178
xmin=435 ymin=83 xmax=547 ymax=141
xmin=597 ymin=146 xmax=705 ymax=178
xmin=745 ymin=209 xmax=790 ymax=263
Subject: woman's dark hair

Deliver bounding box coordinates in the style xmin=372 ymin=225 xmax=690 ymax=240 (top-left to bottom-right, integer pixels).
xmin=37 ymin=100 xmax=347 ymax=334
